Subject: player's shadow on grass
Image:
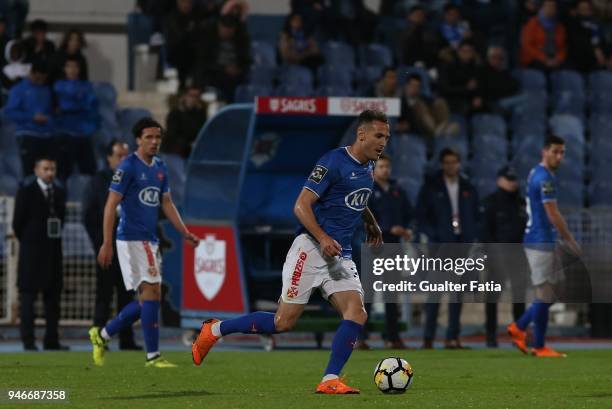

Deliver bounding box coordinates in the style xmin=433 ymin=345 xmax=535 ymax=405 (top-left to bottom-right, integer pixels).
xmin=102 ymin=390 xmax=211 ymax=400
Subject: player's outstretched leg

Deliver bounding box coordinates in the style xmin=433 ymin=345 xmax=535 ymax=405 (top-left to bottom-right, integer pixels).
xmin=316 ymin=291 xmax=366 ymax=395
xmin=192 ymin=302 xmax=304 ymax=365
xmin=89 ymin=300 xmax=141 ymax=366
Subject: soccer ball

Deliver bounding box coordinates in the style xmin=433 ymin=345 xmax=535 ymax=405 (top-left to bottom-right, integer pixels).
xmin=373 ymin=357 xmax=414 ymax=394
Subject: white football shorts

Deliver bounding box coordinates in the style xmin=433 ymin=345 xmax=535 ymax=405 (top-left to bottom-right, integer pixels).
xmin=280 ymin=234 xmax=363 ymax=304
xmin=116 ymin=240 xmax=163 ymax=291
xmin=525 ymin=247 xmax=562 ymax=286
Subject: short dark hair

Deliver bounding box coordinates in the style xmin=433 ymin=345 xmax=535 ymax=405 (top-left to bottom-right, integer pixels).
xmin=30 ymin=61 xmax=48 ymax=74
xmin=444 ymin=3 xmax=460 ymax=13
xmin=132 ymin=117 xmax=162 ymax=139
xmin=357 ymin=110 xmax=389 ymax=128
xmin=380 ymin=66 xmax=396 ymax=78
xmin=219 ymin=14 xmax=239 ymax=28
xmin=543 ymin=134 xmax=565 ymax=148
xmin=60 ymin=28 xmax=86 ymax=51
xmin=407 ymin=73 xmax=422 ymax=83
xmin=64 ymin=55 xmax=81 ymax=66
xmin=377 ymin=153 xmax=392 ymax=163
xmin=439 ymin=147 xmax=461 ymax=163
xmin=408 ymin=4 xmax=425 ymax=14
xmin=105 ymin=138 xmax=128 ymax=157
xmin=30 ymin=19 xmax=48 ymax=32
xmin=35 ymin=155 xmax=56 ymax=164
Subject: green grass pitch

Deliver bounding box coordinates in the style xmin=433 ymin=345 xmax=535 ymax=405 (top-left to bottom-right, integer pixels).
xmin=1 ymin=349 xmax=612 ymax=408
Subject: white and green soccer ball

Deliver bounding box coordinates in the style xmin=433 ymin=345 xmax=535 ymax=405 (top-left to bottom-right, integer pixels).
xmin=373 ymin=357 xmax=414 ymax=394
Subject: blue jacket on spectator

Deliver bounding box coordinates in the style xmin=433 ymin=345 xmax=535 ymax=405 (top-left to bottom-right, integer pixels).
xmin=369 ymin=179 xmax=413 ymax=244
xmin=5 ymin=78 xmax=54 ymax=137
xmin=415 ymin=171 xmax=480 ymax=243
xmin=54 ymin=79 xmax=99 ymax=136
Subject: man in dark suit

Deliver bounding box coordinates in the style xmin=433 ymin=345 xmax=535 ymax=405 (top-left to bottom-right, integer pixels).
xmin=83 ymin=139 xmax=140 ymax=350
xmin=12 ymin=156 xmax=67 ymax=351
xmin=416 ymin=148 xmax=480 ymax=349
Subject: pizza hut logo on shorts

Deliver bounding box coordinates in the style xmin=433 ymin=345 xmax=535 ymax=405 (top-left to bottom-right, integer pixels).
xmin=270 ymin=98 xmax=280 ymax=112
xmin=291 ymin=252 xmax=308 ymax=287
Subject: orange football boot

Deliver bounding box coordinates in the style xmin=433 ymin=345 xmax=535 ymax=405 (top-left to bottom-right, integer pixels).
xmin=532 ymin=346 xmax=567 ymax=358
xmin=507 ymin=322 xmax=528 ymax=354
xmin=315 ymin=377 xmax=360 ymax=394
xmin=192 ymin=319 xmax=220 ymax=365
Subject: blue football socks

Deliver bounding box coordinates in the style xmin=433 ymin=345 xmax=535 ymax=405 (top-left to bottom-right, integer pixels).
xmin=219 ymin=311 xmax=277 ymax=335
xmin=324 ymin=320 xmax=363 ymax=376
xmin=104 ymin=300 xmax=141 ymax=337
xmin=533 ymin=302 xmax=551 ymax=348
xmin=141 ymin=300 xmax=160 ymax=356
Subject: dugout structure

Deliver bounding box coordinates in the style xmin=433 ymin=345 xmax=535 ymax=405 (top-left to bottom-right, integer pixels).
xmin=178 ymin=96 xmax=400 ymax=328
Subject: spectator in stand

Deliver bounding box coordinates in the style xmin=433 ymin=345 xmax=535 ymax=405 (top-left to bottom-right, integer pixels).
xmin=196 ymin=15 xmax=250 ymax=103
xmin=1 ymin=40 xmax=30 ymax=89
xmin=291 ymin=0 xmax=326 ymax=34
xmin=163 ymin=85 xmax=207 ymax=158
xmin=438 ymin=40 xmax=483 ymax=115
xmin=164 ymin=0 xmax=202 ymax=88
xmin=325 ymin=0 xmax=378 ymax=45
xmin=397 ymin=73 xmax=458 ymax=138
xmin=567 ymin=0 xmax=607 ymax=72
xmin=13 ymin=156 xmax=67 ymax=351
xmin=520 ymin=0 xmax=540 ymax=26
xmin=439 ymin=3 xmax=473 ymax=50
xmin=22 ymin=19 xmax=55 ymax=66
xmin=356 ymin=154 xmax=413 ymax=350
xmin=416 ymin=148 xmax=480 ymax=350
xmin=279 ymin=13 xmax=324 ymax=71
xmin=54 ymin=56 xmax=98 ymax=181
xmin=477 ymin=46 xmax=522 ymax=113
xmin=5 ymin=61 xmax=54 ymax=176
xmin=221 ymin=0 xmax=249 ymax=22
xmin=519 ymin=0 xmax=567 ymax=70
xmin=370 ymin=67 xmax=401 ymax=98
xmin=400 ymin=5 xmax=443 ymax=67
xmin=49 ymin=29 xmax=89 ymax=82
xmin=2 ymin=0 xmax=29 ymax=39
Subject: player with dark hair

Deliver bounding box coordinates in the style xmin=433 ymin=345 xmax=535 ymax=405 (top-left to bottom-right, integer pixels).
xmin=507 ymin=134 xmax=580 ymax=357
xmin=89 ymin=117 xmax=199 ymax=367
xmin=192 ymin=110 xmax=389 ymax=394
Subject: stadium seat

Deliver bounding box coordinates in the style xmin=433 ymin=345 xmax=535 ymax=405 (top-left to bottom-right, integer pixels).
xmin=248 ymin=65 xmax=275 ymax=87
xmin=315 ymin=85 xmax=353 ymax=96
xmin=117 ymin=107 xmax=153 ymax=149
xmin=557 ymin=179 xmax=584 ymax=208
xmin=432 ymin=135 xmax=468 ymax=163
xmin=396 ymin=176 xmax=422 ymax=205
xmin=66 ymin=174 xmax=92 ymax=202
xmin=321 ymin=41 xmax=355 ymax=68
xmin=234 ymin=84 xmax=272 ymax=103
xmin=511 ymin=90 xmax=547 ymax=119
xmin=317 ymin=65 xmax=353 ymax=88
xmin=471 ymin=176 xmax=497 ymax=198
xmin=551 ymin=70 xmax=585 ymax=118
xmin=93 ymin=82 xmax=118 ymax=109
xmin=160 ymin=153 xmax=186 ymax=205
xmin=510 ymin=114 xmax=546 ymax=152
xmin=355 ymin=66 xmax=383 ymax=94
xmin=0 ymin=173 xmax=18 ymax=196
xmin=549 ymin=114 xmax=585 ymax=145
xmin=247 ymin=15 xmax=285 ymax=44
xmin=251 ymin=41 xmax=277 ymax=67
xmin=274 ymin=83 xmax=313 ymax=96
xmin=471 ymin=113 xmax=506 ymax=138
xmin=277 ymin=65 xmax=314 ymax=87
xmin=588 ymin=70 xmax=612 ymax=95
xmin=589 ymin=179 xmax=612 ymax=207
xmin=513 ymin=68 xmax=547 ymax=90
xmin=358 ymin=43 xmax=393 ymax=67
xmin=472 ymin=134 xmax=507 ymax=163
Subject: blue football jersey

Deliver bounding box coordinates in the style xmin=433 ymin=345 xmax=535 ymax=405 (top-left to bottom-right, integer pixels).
xmin=109 ymin=153 xmax=169 ymax=242
xmin=524 ymin=164 xmax=557 ymax=245
xmin=297 ymin=147 xmax=375 ymax=257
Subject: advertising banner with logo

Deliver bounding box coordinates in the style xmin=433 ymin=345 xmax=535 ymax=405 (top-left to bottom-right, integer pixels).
xmin=255 ymin=97 xmax=400 ymax=117
xmin=182 ymin=224 xmax=248 ymax=316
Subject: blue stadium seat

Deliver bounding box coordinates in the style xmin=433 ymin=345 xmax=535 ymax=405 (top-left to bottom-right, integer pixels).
xmin=247 ymin=65 xmax=275 ymax=86
xmin=432 ymin=135 xmax=468 ymax=163
xmin=317 ymin=65 xmax=353 ymax=87
xmin=472 ymin=113 xmax=506 ymax=138
xmin=549 ymin=114 xmax=585 ymax=145
xmin=66 ymin=174 xmax=92 ymax=202
xmin=274 ymin=83 xmax=313 ymax=96
xmin=472 ymin=133 xmax=507 ymax=161
xmin=589 ymin=179 xmax=612 ymax=207
xmin=397 ymin=65 xmax=432 ymax=98
xmin=359 ymin=43 xmax=393 ymax=67
xmin=557 ymin=179 xmax=583 ymax=208
xmin=512 ymin=139 xmax=542 ymax=182
xmin=511 ymin=90 xmax=547 ymax=119
xmin=551 ymin=70 xmax=585 ymax=118
xmin=590 ymin=93 xmax=612 ymax=115
xmin=513 ymin=69 xmax=547 ymax=90
xmin=396 ymin=176 xmax=421 ymax=205
xmin=93 ymin=82 xmax=118 ymax=109
xmin=3 ymin=154 xmax=21 ymax=179
xmin=247 ymin=15 xmax=285 ymax=44
xmin=316 ymin=85 xmax=353 ymax=96
xmin=234 ymin=84 xmax=272 ymax=103
xmin=277 ymin=65 xmax=314 ymax=87
xmin=588 ymin=71 xmax=612 ymax=94
xmin=251 ymin=41 xmax=276 ymax=67
xmin=0 ymin=120 xmax=18 ymax=155
xmin=355 ymin=66 xmax=384 ymax=94
xmin=321 ymin=41 xmax=356 ymax=68
xmin=471 ymin=176 xmax=497 ymax=198
xmin=0 ymin=174 xmax=18 ymax=196
xmin=117 ymin=108 xmax=153 ymax=149
xmin=160 ymin=153 xmax=186 ymax=205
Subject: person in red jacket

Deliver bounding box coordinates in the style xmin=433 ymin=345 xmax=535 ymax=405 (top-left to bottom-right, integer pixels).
xmin=520 ymin=0 xmax=567 ymax=70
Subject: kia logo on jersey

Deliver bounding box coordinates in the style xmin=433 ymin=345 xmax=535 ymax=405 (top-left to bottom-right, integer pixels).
xmin=138 ymin=187 xmax=160 ymax=207
xmin=345 ymin=188 xmax=371 ymax=211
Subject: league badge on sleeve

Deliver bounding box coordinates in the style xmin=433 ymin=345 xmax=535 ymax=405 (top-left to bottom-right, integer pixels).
xmin=112 ymin=169 xmax=124 ymax=184
xmin=541 ymin=180 xmax=555 ymax=196
xmin=308 ymin=165 xmax=328 ymax=184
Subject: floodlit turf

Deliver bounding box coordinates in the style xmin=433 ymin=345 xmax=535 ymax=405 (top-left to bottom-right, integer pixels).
xmin=1 ymin=349 xmax=612 ymax=408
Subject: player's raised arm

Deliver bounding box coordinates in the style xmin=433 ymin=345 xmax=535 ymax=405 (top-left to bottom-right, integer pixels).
xmin=362 ymin=206 xmax=383 ymax=246
xmin=97 ymin=190 xmax=122 ymax=268
xmin=161 ymin=192 xmax=199 ymax=247
xmin=294 ymin=188 xmax=341 ymax=258
xmin=543 ymin=201 xmax=581 ymax=256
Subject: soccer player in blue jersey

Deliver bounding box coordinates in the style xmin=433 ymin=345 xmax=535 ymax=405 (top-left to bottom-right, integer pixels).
xmin=507 ymin=134 xmax=581 ymax=358
xmin=89 ymin=118 xmax=199 ymax=367
xmin=192 ymin=110 xmax=389 ymax=394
